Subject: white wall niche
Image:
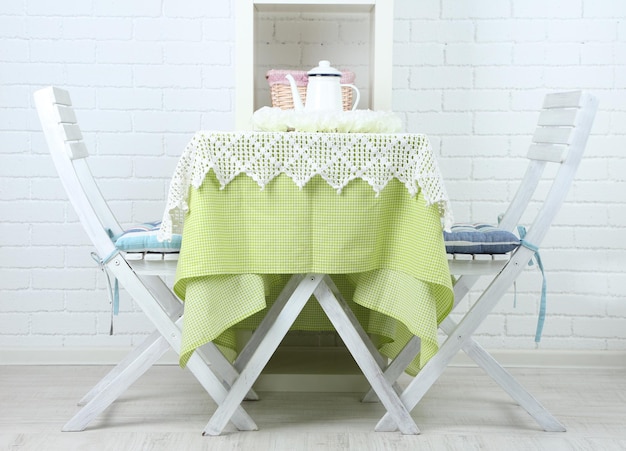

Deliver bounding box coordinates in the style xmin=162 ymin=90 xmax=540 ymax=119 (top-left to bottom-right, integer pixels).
xmin=236 ymin=0 xmax=394 ymax=129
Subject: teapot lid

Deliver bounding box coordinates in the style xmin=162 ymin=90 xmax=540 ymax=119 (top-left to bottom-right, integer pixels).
xmin=308 ymin=60 xmax=342 ymax=77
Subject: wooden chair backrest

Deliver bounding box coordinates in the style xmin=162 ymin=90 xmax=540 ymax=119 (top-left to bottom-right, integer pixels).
xmin=34 ymin=86 xmax=123 ymax=258
xmin=497 ymin=91 xmax=598 ymax=250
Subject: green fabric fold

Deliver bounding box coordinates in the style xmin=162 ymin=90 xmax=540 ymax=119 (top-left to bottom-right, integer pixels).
xmin=175 ymin=173 xmax=453 ymax=375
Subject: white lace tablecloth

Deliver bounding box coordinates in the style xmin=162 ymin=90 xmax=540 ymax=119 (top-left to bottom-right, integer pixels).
xmin=159 ymin=131 xmax=453 ymax=241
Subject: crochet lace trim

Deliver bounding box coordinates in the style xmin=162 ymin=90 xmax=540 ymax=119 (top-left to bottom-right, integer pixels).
xmin=159 ymin=131 xmax=453 ymax=241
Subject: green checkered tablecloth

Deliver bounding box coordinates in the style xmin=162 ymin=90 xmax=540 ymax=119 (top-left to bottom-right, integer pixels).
xmin=163 ymin=131 xmax=454 ymax=376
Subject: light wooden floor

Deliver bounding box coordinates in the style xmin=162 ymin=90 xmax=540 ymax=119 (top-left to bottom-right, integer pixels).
xmin=1 ymin=365 xmax=625 ymax=451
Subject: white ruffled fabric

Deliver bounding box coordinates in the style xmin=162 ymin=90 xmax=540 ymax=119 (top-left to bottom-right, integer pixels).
xmin=158 ymin=131 xmax=453 ymax=242
xmin=252 ymin=107 xmax=403 ymax=133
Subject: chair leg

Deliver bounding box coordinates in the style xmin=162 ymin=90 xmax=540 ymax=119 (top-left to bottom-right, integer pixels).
xmin=63 ymin=332 xmax=171 ymax=431
xmin=374 ymin=319 xmax=464 ymax=432
xmin=77 ymin=330 xmax=168 ymax=406
xmin=363 ymin=275 xmax=479 ymax=404
xmin=74 ymin=273 xmax=185 ymax=408
xmin=111 ymin=258 xmax=257 ymax=432
xmin=314 ymin=278 xmax=419 ymax=435
xmin=440 ymin=317 xmax=566 ymax=432
xmin=376 ymin=248 xmax=538 ymax=432
xmin=64 ymin=319 xmax=259 ymax=432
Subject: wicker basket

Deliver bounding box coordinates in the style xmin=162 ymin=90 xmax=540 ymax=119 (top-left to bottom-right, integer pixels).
xmin=266 ymin=69 xmax=356 ymax=111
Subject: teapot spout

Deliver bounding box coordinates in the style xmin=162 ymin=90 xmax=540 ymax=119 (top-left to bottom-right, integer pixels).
xmin=285 ymin=74 xmax=304 ymax=111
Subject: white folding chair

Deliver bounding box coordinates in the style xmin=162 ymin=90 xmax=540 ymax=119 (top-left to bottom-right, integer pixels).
xmin=34 ymin=86 xmax=258 ymax=433
xmin=374 ymin=91 xmax=598 ymax=433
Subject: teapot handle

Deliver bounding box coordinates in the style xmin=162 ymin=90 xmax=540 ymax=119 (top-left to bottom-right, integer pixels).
xmin=341 ymin=84 xmax=360 ymax=111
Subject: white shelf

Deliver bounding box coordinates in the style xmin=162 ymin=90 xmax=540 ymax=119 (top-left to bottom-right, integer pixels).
xmin=254 ymin=0 xmax=375 ymax=5
xmin=254 ymin=0 xmax=375 ymax=13
xmin=236 ymin=0 xmax=394 ymax=130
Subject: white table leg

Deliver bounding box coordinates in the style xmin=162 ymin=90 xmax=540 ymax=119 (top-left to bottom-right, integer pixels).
xmin=320 ymin=276 xmax=409 ymax=405
xmin=233 ymin=274 xmax=305 ymax=371
xmin=198 ymin=343 xmax=260 ymax=401
xmin=203 ymin=274 xmax=323 ymax=436
xmin=361 ymin=335 xmax=421 ymax=403
xmin=314 ymin=277 xmax=419 ymax=435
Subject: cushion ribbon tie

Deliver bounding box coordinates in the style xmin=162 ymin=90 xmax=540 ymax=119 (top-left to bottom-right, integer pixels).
xmin=91 ymin=250 xmax=120 ymax=335
xmin=517 ymin=226 xmax=546 ymax=342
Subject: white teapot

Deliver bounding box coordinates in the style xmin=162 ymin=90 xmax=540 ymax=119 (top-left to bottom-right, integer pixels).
xmin=285 ymin=60 xmax=360 ymax=112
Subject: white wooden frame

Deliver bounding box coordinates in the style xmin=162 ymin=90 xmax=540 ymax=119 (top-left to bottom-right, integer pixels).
xmin=372 ymin=91 xmax=599 ymax=433
xmin=235 ymin=0 xmax=394 ymax=129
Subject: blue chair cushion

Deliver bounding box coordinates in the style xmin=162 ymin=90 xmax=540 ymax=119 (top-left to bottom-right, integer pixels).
xmin=113 ymin=221 xmax=182 ymax=253
xmin=444 ymin=223 xmax=520 ymax=254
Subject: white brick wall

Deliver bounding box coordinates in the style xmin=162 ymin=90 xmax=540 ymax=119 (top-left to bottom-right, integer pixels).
xmin=0 ymin=0 xmax=624 ymax=358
